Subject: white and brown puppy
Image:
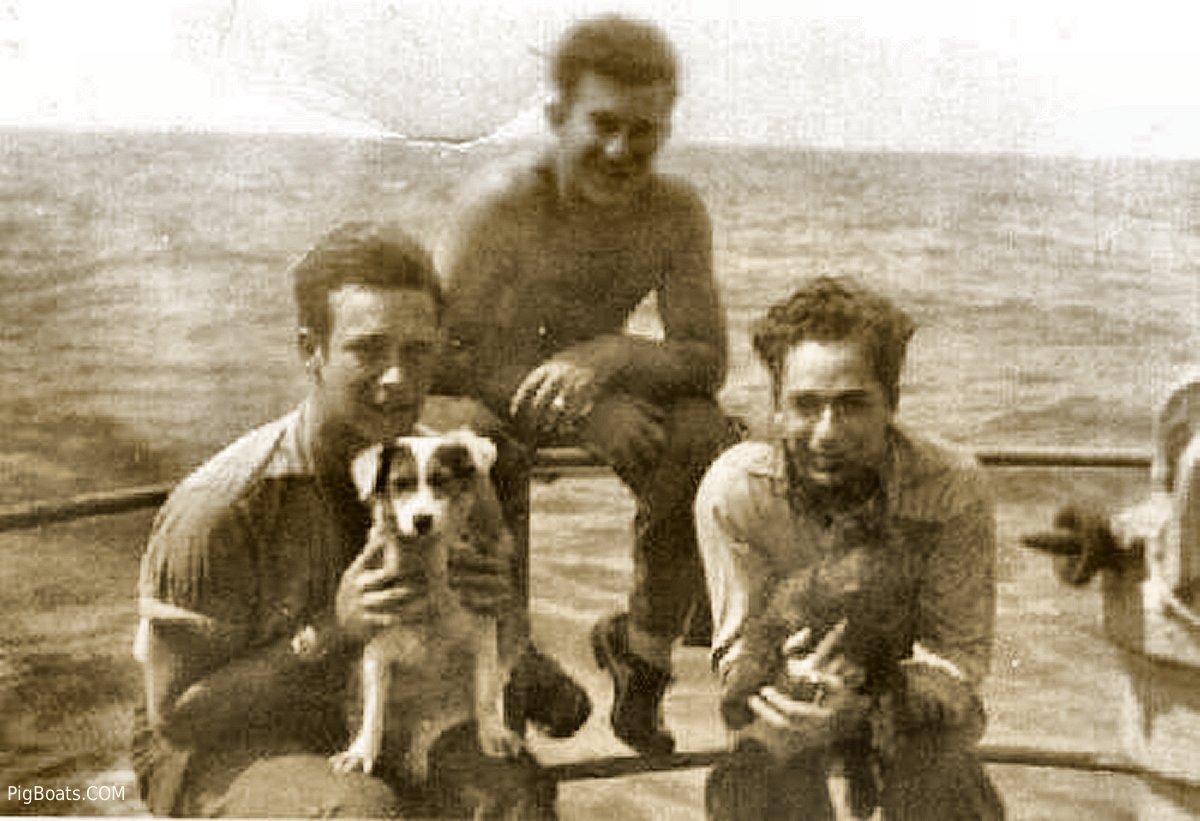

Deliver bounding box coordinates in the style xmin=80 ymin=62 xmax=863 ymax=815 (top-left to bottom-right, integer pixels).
xmin=330 ymin=429 xmax=523 ymax=782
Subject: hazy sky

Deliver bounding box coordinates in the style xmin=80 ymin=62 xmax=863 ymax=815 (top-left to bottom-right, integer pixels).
xmin=4 ymin=0 xmax=1200 ymax=157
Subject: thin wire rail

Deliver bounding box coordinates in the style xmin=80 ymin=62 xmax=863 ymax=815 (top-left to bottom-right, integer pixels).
xmin=541 ymin=743 xmax=1200 ymax=787
xmin=0 ymin=446 xmax=1152 ymax=533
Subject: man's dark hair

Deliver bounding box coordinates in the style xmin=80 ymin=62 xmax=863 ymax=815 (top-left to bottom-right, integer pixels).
xmin=751 ymin=276 xmax=916 ymax=409
xmin=551 ymin=14 xmax=679 ymax=103
xmin=290 ymin=221 xmax=443 ymax=347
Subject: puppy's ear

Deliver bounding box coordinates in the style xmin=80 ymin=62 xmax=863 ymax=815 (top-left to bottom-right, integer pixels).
xmin=453 ymin=429 xmax=497 ymax=472
xmin=350 ymin=443 xmax=385 ymax=500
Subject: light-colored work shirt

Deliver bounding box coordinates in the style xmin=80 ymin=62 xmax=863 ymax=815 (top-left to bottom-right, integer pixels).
xmin=133 ymin=401 xmax=365 ymax=813
xmin=695 ymin=427 xmax=996 ymax=692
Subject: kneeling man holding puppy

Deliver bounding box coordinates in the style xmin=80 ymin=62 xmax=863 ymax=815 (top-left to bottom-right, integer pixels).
xmin=695 ymin=277 xmax=1005 ymax=820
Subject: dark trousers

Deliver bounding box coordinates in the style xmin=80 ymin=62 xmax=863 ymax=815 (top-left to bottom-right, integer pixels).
xmin=706 ymin=733 xmax=1005 ymax=821
xmin=174 ymin=724 xmax=557 ymax=819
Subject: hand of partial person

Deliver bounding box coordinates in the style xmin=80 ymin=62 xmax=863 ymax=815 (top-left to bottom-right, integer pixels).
xmin=335 ymin=537 xmax=430 ymax=641
xmin=448 ymin=547 xmax=513 ymax=617
xmin=744 ymin=622 xmax=870 ymax=761
xmin=578 ymin=394 xmax=666 ymax=470
xmin=1019 ymin=504 xmax=1114 ymax=560
xmin=1019 ymin=503 xmax=1118 ymax=586
xmin=510 ymin=359 xmax=600 ymax=436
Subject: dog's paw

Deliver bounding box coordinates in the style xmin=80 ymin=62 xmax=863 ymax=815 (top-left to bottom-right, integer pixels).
xmin=329 ymin=748 xmax=375 ymax=775
xmin=477 ymin=718 xmax=524 ymax=759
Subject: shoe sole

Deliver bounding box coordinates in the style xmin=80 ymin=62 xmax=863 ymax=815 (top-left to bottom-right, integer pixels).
xmin=590 ymin=619 xmax=676 ymax=757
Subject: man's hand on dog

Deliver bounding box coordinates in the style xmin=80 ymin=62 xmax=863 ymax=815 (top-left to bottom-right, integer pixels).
xmin=743 ymin=621 xmax=871 ymax=762
xmin=335 ymin=537 xmax=431 ymax=640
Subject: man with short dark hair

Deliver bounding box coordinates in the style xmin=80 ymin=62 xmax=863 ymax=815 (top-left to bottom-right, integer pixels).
xmin=438 ymin=14 xmax=741 ymax=757
xmin=695 ymin=277 xmax=1004 ymax=819
xmin=133 ymin=222 xmax=558 ymax=818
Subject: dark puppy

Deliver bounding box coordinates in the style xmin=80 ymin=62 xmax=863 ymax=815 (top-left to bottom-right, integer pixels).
xmin=720 ymin=540 xmax=912 ymax=819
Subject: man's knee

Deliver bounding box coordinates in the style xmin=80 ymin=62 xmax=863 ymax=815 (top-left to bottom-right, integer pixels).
xmin=213 ymin=754 xmax=402 ymax=818
xmin=706 ymin=742 xmax=832 ymax=821
xmin=660 ymin=398 xmax=741 ymax=467
xmin=428 ymin=723 xmax=558 ymax=819
xmin=881 ymin=732 xmax=1003 ymax=820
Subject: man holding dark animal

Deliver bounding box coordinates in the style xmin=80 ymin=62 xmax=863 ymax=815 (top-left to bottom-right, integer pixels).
xmin=695 ymin=277 xmax=1005 ymax=819
xmin=133 ymin=222 xmax=568 ymax=818
xmin=438 ymin=14 xmax=741 ymax=757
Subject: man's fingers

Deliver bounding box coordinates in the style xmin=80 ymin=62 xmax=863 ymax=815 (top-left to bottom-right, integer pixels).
xmin=346 ymin=537 xmax=385 ymax=574
xmin=747 ymin=693 xmax=789 ymax=729
xmin=824 ymin=656 xmax=855 ymax=678
xmin=531 ymin=375 xmax=564 ymax=419
xmin=809 ymin=619 xmax=847 ymax=666
xmin=782 ymin=654 xmax=848 ymax=688
xmin=752 ymin=687 xmax=832 ymax=725
xmin=357 ymin=563 xmax=421 ymax=591
xmin=782 ymin=627 xmax=814 ymax=657
xmin=359 ymin=584 xmax=424 ymax=611
xmin=510 ymin=367 xmax=550 ymax=418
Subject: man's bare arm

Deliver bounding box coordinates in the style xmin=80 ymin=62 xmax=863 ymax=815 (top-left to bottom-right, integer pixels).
xmin=437 ymin=185 xmax=544 ymax=416
xmin=598 ymin=185 xmax=726 ymax=399
xmin=547 ymin=186 xmax=726 ymax=402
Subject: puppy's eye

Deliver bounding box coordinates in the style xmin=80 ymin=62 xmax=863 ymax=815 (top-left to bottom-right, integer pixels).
xmin=432 ymin=445 xmax=476 ymax=481
xmin=428 ymin=468 xmax=454 ymax=489
xmin=387 ymin=462 xmax=419 ymax=491
xmin=389 ymin=475 xmax=419 ymax=492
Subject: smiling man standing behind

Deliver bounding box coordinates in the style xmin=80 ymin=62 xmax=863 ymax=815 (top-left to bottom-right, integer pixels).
xmin=438 ymin=15 xmax=741 ymax=756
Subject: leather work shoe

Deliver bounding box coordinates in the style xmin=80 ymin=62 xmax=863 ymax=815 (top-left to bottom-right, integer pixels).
xmin=505 ymin=645 xmax=592 ymax=738
xmin=590 ymin=613 xmax=676 ymax=756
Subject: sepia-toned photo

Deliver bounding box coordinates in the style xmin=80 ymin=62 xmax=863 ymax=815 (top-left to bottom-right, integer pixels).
xmin=2 ymin=1 xmax=1198 ymax=818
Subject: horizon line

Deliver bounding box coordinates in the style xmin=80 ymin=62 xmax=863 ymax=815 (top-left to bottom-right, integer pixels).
xmin=2 ymin=122 xmax=1197 ymax=165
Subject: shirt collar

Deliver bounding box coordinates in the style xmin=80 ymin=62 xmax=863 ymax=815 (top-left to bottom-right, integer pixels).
xmin=750 ymin=426 xmax=940 ymax=523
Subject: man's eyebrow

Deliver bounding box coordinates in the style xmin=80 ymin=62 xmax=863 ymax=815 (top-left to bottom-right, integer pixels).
xmin=787 ymin=387 xmax=871 ymax=396
xmin=346 ymin=332 xmax=436 ymax=345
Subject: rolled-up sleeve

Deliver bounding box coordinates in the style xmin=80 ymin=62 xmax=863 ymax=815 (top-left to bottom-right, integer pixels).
xmin=136 ymin=485 xmax=258 ymax=708
xmin=694 ymin=446 xmax=777 ymax=680
xmin=914 ymin=464 xmax=997 ymax=687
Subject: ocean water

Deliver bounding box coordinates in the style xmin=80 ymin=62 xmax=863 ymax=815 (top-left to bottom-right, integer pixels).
xmin=2 ymin=129 xmax=1199 ymax=817
xmin=3 ymin=129 xmax=1197 ymax=480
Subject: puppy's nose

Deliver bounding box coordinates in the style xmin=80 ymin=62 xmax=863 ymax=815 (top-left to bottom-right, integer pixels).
xmin=412 ymin=513 xmax=434 ymax=536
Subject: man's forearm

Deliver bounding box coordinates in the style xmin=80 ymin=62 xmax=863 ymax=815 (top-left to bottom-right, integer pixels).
xmin=569 ymin=335 xmax=725 ymax=400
